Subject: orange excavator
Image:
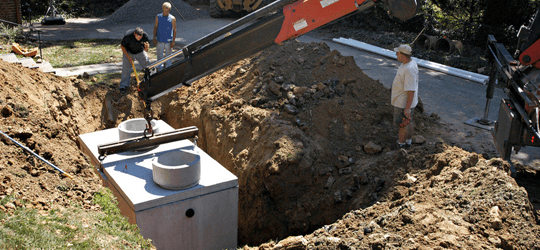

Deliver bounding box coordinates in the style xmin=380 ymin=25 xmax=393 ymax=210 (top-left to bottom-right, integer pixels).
xmin=98 ymin=0 xmax=417 ymax=157
xmin=484 ymin=8 xmax=540 ymax=163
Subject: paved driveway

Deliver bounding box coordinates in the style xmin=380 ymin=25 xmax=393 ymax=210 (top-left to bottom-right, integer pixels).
xmin=35 ymin=17 xmax=234 ymax=45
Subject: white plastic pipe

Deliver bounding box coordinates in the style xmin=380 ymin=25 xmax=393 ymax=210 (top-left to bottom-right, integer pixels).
xmin=332 ymin=37 xmax=489 ymax=84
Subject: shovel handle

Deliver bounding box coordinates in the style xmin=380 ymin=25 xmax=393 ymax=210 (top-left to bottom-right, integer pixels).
xmin=130 ymin=60 xmax=140 ymax=84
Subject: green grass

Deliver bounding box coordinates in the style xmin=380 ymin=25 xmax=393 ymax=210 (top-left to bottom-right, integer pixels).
xmin=0 ymin=188 xmax=154 ymax=249
xmin=1 ymin=29 xmax=158 ymax=70
xmin=42 ymin=39 xmax=157 ymax=68
xmin=85 ymin=72 xmax=122 ymax=85
xmin=43 ymin=39 xmax=122 ymax=68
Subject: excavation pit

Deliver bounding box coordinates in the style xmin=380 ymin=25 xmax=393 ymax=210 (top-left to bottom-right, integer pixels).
xmin=1 ymin=36 xmax=539 ymax=249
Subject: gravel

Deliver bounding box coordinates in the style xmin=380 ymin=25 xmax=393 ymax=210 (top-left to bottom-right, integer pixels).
xmin=99 ymin=0 xmax=208 ymax=25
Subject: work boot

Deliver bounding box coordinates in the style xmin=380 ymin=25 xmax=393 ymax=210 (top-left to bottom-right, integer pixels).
xmin=397 ymin=141 xmax=410 ymax=150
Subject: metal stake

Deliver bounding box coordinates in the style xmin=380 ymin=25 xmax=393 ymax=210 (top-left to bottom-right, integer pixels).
xmin=0 ymin=130 xmax=74 ymax=179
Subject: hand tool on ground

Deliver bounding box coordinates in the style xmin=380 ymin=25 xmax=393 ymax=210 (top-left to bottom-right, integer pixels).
xmin=41 ymin=0 xmax=66 ymax=25
xmin=0 ymin=130 xmax=74 ymax=179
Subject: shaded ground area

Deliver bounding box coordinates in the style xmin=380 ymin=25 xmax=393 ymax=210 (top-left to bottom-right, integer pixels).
xmin=1 ymin=11 xmax=539 ymax=250
xmin=316 ymin=10 xmax=492 ymax=74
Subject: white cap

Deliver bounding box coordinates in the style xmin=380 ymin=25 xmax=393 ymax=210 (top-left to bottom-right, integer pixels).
xmin=394 ymin=44 xmax=412 ymax=55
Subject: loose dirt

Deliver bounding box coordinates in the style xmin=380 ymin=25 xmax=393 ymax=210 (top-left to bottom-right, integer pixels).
xmin=1 ymin=38 xmax=539 ymax=250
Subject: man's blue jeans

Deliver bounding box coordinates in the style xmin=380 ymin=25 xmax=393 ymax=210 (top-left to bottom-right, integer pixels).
xmin=120 ymin=51 xmax=149 ymax=89
xmin=156 ymin=42 xmax=172 ymax=70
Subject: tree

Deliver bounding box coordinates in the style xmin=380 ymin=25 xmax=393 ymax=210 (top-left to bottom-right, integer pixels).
xmin=424 ymin=0 xmax=538 ymax=45
xmin=426 ymin=0 xmax=487 ymax=39
xmin=483 ymin=0 xmax=532 ymax=28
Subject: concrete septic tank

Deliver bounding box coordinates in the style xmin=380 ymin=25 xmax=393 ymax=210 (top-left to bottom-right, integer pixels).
xmin=78 ymin=120 xmax=238 ymax=250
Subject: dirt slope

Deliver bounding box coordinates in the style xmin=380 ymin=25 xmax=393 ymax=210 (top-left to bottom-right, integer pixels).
xmin=0 ymin=39 xmax=539 ymax=249
xmin=0 ymin=62 xmax=102 ymax=212
xmin=0 ymin=59 xmax=144 ymax=212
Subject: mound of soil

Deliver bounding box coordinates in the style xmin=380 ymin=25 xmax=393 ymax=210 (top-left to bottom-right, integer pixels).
xmin=0 ymin=60 xmax=146 ymax=213
xmin=0 ymin=61 xmax=106 ymax=212
xmin=1 ymin=38 xmax=538 ymax=249
xmin=254 ymin=150 xmax=540 ymax=249
xmin=99 ymin=0 xmax=207 ymax=25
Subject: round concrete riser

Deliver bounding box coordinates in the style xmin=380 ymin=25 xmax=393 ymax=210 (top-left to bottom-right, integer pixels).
xmin=118 ymin=118 xmax=161 ymax=140
xmin=152 ymin=149 xmax=201 ymax=190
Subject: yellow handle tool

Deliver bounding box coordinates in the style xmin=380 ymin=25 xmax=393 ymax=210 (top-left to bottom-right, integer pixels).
xmin=130 ymin=60 xmax=140 ymax=84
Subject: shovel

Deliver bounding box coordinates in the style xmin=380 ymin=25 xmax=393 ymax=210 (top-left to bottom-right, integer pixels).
xmin=130 ymin=60 xmax=140 ymax=84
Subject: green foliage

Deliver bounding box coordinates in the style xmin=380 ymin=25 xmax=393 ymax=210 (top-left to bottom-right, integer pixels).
xmin=422 ymin=0 xmax=486 ymax=40
xmin=421 ymin=0 xmax=538 ymax=46
xmin=0 ymin=189 xmax=154 ymax=249
xmin=0 ymin=23 xmax=24 ymax=44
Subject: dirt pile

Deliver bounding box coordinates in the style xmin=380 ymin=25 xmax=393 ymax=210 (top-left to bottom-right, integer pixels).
xmin=99 ymin=0 xmax=207 ymax=25
xmin=253 ymin=148 xmax=540 ymax=249
xmin=0 ymin=38 xmax=538 ymax=249
xmin=0 ymin=58 xmax=148 ymax=213
xmin=0 ymin=60 xmax=104 ymax=212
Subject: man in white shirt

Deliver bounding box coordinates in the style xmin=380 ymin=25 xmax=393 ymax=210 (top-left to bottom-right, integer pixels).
xmin=391 ymin=44 xmax=419 ymax=148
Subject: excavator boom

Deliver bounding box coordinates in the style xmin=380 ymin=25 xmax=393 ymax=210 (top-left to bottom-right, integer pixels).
xmin=97 ymin=0 xmax=416 ymax=156
xmin=138 ymin=0 xmax=417 ymax=126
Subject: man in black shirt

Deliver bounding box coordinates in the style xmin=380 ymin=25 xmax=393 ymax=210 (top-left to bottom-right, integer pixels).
xmin=120 ymin=27 xmax=150 ymax=91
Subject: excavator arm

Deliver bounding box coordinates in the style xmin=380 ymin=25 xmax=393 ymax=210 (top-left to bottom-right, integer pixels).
xmin=97 ymin=0 xmax=416 ymax=157
xmin=486 ymin=8 xmax=540 ymax=161
xmin=137 ymin=0 xmax=417 ymax=133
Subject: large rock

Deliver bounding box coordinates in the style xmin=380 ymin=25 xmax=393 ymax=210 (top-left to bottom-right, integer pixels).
xmin=413 ymin=135 xmax=426 ymax=144
xmin=364 ymin=141 xmax=382 ymax=155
